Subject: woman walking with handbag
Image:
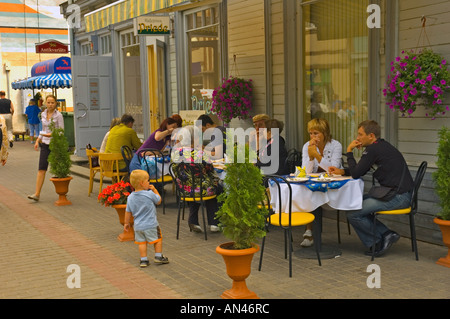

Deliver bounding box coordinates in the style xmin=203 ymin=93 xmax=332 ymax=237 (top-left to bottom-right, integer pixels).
xmin=27 ymin=95 xmax=64 ymax=202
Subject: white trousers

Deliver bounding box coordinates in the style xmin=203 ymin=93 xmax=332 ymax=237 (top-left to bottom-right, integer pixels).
xmin=1 ymin=113 xmax=13 ymax=142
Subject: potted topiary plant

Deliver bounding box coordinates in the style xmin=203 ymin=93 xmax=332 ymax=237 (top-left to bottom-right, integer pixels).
xmin=215 ymin=143 xmax=267 ymax=299
xmin=48 ymin=121 xmax=73 ymax=206
xmin=433 ymin=126 xmax=450 ymax=267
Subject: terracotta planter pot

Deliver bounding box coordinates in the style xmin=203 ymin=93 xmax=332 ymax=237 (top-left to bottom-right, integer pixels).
xmin=434 ymin=218 xmax=450 ymax=268
xmin=112 ymin=204 xmax=134 ymax=242
xmin=216 ymin=242 xmax=259 ymax=299
xmin=49 ymin=176 xmax=73 ymax=206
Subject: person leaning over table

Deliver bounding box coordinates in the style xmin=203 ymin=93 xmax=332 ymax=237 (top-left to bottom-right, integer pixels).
xmin=300 ymin=118 xmax=343 ymax=247
xmin=105 ymin=113 xmax=142 ymax=171
xmin=128 ymin=117 xmax=180 ymax=173
xmin=328 ymin=120 xmax=414 ymax=257
xmin=27 ymin=95 xmax=64 ymax=202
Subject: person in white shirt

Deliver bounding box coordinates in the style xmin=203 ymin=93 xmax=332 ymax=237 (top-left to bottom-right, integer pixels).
xmin=28 ymin=95 xmax=64 ymax=202
xmin=300 ymin=118 xmax=343 ymax=247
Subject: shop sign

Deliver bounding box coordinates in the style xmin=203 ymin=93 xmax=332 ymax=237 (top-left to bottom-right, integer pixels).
xmin=89 ymin=78 xmax=100 ymax=110
xmin=35 ymin=40 xmax=69 ymax=54
xmin=134 ymin=16 xmax=170 ymax=36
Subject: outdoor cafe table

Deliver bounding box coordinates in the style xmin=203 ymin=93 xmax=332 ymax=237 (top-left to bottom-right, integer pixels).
xmin=269 ymin=175 xmax=364 ymax=258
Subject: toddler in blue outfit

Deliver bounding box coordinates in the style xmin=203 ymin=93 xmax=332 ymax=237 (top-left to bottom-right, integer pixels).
xmin=124 ymin=169 xmax=169 ymax=267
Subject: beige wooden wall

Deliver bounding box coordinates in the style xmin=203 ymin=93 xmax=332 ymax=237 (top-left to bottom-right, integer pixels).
xmin=227 ymin=0 xmax=266 ymax=118
xmin=397 ymin=0 xmax=450 ymax=168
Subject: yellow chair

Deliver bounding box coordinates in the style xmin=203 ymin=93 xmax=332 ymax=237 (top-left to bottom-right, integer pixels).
xmin=258 ymin=175 xmax=321 ymax=277
xmin=86 ymin=148 xmax=100 ymax=197
xmin=98 ymin=153 xmax=128 ymax=195
xmin=138 ymin=148 xmax=173 ymax=215
xmin=169 ymin=162 xmax=216 ymax=241
xmin=371 ymin=161 xmax=427 ymax=261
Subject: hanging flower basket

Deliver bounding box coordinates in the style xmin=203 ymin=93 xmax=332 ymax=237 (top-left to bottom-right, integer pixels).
xmin=383 ymin=48 xmax=450 ymax=118
xmin=211 ymin=76 xmax=253 ymax=124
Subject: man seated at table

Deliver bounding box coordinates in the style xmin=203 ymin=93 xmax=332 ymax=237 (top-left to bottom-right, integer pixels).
xmin=329 ymin=120 xmax=414 ymax=257
xmin=256 ymin=118 xmax=289 ymax=176
xmin=105 ymin=113 xmax=142 ymax=170
xmin=197 ymin=114 xmax=226 ymax=159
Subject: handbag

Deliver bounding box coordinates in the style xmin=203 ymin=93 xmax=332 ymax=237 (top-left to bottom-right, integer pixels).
xmin=86 ymin=143 xmax=99 ymax=167
xmin=368 ymin=164 xmax=406 ymax=201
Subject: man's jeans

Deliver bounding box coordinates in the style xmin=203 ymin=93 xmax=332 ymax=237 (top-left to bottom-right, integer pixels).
xmin=347 ymin=192 xmax=412 ymax=248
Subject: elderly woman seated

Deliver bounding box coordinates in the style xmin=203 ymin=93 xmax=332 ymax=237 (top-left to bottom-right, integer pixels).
xmin=171 ymin=125 xmax=222 ymax=233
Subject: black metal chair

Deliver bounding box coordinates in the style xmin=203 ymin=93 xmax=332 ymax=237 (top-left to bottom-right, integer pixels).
xmin=169 ymin=162 xmax=217 ymax=241
xmin=371 ymin=161 xmax=427 ymax=261
xmin=259 ymin=175 xmax=321 ymax=277
xmin=121 ymin=145 xmax=133 ymax=181
xmin=284 ymin=148 xmax=302 ymax=174
xmin=336 ymin=153 xmax=351 ymax=243
xmin=138 ymin=148 xmax=173 ymax=215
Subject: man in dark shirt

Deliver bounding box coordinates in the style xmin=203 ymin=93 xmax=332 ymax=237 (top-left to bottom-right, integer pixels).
xmin=197 ymin=114 xmax=226 ymax=159
xmin=329 ymin=120 xmax=413 ymax=257
xmin=0 ymin=91 xmax=14 ymax=147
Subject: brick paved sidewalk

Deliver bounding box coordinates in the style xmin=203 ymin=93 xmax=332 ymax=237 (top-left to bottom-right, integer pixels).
xmin=0 ymin=141 xmax=449 ymax=300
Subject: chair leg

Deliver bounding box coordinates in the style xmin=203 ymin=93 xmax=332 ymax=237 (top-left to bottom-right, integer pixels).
xmin=162 ymin=184 xmax=166 ymax=215
xmin=283 ymin=229 xmax=288 ymax=259
xmin=410 ymin=214 xmax=419 ymax=261
xmin=98 ymin=176 xmax=103 ymax=200
xmin=371 ymin=214 xmax=377 ymax=261
xmin=288 ymin=228 xmax=293 ymax=277
xmin=201 ymin=201 xmax=207 ymax=240
xmin=337 ymin=210 xmax=341 ymax=244
xmin=88 ymin=174 xmax=94 ymax=197
xmin=258 ymin=235 xmax=266 ymax=272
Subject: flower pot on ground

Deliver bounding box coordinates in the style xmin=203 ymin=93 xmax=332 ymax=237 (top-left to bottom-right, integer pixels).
xmin=216 ymin=242 xmax=259 ymax=299
xmin=48 ymin=122 xmax=72 ymax=206
xmin=98 ymin=181 xmax=134 ymax=242
xmin=215 ymin=144 xmax=267 ymax=299
xmin=50 ymin=176 xmax=73 ymax=206
xmin=112 ymin=204 xmax=135 ymax=242
xmin=434 ymin=218 xmax=450 ymax=267
xmin=432 ymin=126 xmax=450 ymax=267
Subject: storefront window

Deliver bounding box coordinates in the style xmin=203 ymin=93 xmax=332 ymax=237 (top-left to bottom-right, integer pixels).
xmin=120 ymin=31 xmax=143 ymax=136
xmin=185 ymin=6 xmax=220 ymax=112
xmin=301 ymin=0 xmax=369 ymax=150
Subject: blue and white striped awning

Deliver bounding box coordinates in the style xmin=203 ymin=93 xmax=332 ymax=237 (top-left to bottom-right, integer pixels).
xmin=12 ymin=73 xmax=72 ymax=90
xmin=35 ymin=73 xmax=72 ymax=89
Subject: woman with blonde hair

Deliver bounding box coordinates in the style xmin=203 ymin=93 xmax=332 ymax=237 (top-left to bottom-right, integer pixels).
xmin=100 ymin=117 xmax=121 ymax=152
xmin=28 ymin=95 xmax=64 ymax=201
xmin=300 ymin=118 xmax=343 ymax=247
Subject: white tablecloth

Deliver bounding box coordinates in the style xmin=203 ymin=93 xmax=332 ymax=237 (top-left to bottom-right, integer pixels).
xmin=270 ymin=178 xmax=364 ymax=213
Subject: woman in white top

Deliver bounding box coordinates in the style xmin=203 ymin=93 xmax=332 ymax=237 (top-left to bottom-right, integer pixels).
xmin=300 ymin=118 xmax=343 ymax=247
xmin=28 ymin=95 xmax=64 ymax=201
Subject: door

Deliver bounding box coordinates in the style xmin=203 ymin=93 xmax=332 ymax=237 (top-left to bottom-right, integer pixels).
xmin=148 ymin=39 xmax=167 ymax=131
xmin=72 ymin=56 xmax=114 ymax=156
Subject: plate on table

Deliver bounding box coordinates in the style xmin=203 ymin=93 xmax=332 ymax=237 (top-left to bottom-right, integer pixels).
xmin=286 ymin=177 xmax=309 ymax=183
xmin=311 ymin=177 xmax=332 ymax=182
